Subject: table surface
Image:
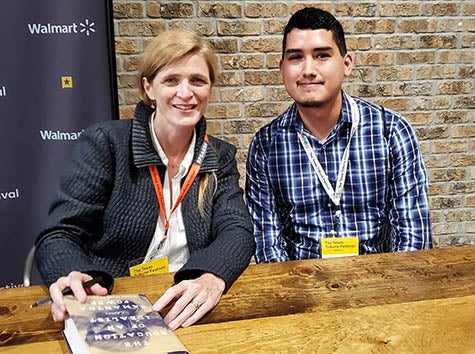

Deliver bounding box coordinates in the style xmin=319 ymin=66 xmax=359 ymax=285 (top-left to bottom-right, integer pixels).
xmin=1 ymin=246 xmax=474 ymax=353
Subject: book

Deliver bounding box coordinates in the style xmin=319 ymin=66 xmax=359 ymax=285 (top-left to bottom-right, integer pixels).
xmin=62 ymin=293 xmax=189 ymax=354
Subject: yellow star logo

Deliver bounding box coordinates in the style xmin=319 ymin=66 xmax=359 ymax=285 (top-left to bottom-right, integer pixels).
xmin=61 ymin=76 xmax=73 ymax=89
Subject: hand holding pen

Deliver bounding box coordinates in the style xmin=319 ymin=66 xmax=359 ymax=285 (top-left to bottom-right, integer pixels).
xmin=34 ymin=271 xmax=108 ymax=322
xmin=30 ymin=275 xmax=104 ymax=308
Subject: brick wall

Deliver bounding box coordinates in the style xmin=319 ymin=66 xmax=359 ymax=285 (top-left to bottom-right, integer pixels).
xmin=112 ymin=1 xmax=475 ymax=248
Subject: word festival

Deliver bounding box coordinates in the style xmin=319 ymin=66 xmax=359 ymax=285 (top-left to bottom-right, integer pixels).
xmin=1 ymin=188 xmax=20 ymax=200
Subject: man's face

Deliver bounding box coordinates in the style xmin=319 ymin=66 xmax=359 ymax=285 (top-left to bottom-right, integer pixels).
xmin=279 ymin=28 xmax=353 ymax=109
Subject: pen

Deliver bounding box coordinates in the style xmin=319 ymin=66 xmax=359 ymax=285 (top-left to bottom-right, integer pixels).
xmin=29 ymin=276 xmax=104 ymax=308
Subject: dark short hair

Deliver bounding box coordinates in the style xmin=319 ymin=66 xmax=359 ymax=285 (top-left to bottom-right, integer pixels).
xmin=282 ymin=7 xmax=347 ymax=58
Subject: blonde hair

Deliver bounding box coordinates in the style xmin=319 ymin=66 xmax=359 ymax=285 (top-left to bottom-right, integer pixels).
xmin=198 ymin=173 xmax=217 ymax=215
xmin=137 ymin=29 xmax=218 ymax=106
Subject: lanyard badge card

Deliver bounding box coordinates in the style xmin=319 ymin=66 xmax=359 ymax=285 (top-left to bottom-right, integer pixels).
xmin=298 ymin=95 xmax=361 ymax=259
xmin=321 ymin=231 xmax=359 ymax=259
xmin=129 ymin=133 xmax=210 ymax=276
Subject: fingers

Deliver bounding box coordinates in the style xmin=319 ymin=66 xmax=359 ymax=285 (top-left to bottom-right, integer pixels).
xmin=178 ymin=295 xmax=215 ymax=328
xmin=67 ymin=273 xmax=93 ymax=302
xmin=166 ymin=291 xmax=208 ymax=330
xmin=153 ymin=282 xmax=194 ymax=327
xmin=88 ymin=283 xmax=109 ymax=296
xmin=50 ymin=299 xmax=67 ymax=322
xmin=49 ymin=271 xmax=102 ymax=322
xmin=153 ymin=273 xmax=225 ymax=330
xmin=152 ymin=284 xmax=183 ymax=312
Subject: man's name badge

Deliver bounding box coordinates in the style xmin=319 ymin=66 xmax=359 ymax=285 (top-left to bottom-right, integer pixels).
xmin=321 ymin=236 xmax=359 ymax=259
xmin=129 ymin=256 xmax=169 ymax=276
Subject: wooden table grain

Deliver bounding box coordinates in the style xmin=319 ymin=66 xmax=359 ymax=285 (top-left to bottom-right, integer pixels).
xmin=1 ymin=246 xmax=474 ymax=353
xmin=178 ymin=295 xmax=475 ymax=354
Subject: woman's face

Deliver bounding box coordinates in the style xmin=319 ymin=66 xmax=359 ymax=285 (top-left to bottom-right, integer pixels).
xmin=143 ymin=53 xmax=212 ymax=131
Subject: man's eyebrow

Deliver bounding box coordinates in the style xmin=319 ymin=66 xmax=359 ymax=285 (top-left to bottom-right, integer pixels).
xmin=284 ymin=46 xmax=334 ymax=55
xmin=284 ymin=48 xmax=303 ymax=55
xmin=313 ymin=46 xmax=333 ymax=52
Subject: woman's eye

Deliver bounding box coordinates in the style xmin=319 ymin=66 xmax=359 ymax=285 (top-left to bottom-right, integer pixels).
xmin=164 ymin=77 xmax=178 ymax=84
xmin=191 ymin=77 xmax=209 ymax=86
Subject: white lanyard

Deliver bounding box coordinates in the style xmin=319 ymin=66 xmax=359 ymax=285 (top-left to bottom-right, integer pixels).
xmin=298 ymin=95 xmax=360 ymax=208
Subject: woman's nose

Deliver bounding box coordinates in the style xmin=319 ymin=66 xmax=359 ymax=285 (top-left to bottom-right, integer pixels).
xmin=177 ymin=81 xmax=194 ymax=99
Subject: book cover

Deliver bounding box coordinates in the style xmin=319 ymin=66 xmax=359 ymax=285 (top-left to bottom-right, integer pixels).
xmin=62 ymin=293 xmax=189 ymax=354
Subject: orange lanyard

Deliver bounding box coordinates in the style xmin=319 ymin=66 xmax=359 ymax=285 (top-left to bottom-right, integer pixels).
xmin=148 ymin=133 xmax=209 ymax=243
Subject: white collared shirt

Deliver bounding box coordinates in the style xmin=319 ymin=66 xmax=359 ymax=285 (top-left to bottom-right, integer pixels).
xmin=143 ymin=114 xmax=196 ymax=272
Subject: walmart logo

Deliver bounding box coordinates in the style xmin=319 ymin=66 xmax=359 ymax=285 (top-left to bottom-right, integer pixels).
xmin=80 ymin=19 xmax=95 ymax=36
xmin=27 ymin=19 xmax=96 ymax=36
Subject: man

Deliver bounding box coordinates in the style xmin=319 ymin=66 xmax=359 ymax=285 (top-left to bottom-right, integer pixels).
xmin=246 ymin=7 xmax=432 ymax=263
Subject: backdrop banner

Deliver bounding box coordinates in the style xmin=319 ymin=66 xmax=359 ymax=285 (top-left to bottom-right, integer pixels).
xmin=0 ymin=0 xmax=117 ymax=288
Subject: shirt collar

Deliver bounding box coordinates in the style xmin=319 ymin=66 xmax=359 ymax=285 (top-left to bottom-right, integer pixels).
xmin=132 ymin=101 xmax=218 ymax=173
xmin=280 ymin=91 xmax=353 ymax=133
xmin=340 ymin=91 xmax=354 ymax=125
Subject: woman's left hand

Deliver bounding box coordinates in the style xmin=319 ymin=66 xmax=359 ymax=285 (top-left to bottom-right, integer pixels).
xmin=152 ymin=272 xmax=225 ymax=330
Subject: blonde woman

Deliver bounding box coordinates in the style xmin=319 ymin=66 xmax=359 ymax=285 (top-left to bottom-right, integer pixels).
xmin=35 ymin=29 xmax=254 ymax=330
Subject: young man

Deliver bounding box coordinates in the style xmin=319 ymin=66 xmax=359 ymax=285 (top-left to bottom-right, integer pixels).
xmin=246 ymin=7 xmax=432 ymax=263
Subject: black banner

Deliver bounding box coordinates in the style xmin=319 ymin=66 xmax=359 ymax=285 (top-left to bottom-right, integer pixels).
xmin=0 ymin=0 xmax=118 ymax=288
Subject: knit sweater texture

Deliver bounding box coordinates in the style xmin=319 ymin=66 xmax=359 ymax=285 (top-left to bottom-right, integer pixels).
xmin=35 ymin=102 xmax=255 ymax=291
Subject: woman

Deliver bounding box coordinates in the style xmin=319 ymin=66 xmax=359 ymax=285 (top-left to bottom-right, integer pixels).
xmin=34 ymin=29 xmax=255 ymax=330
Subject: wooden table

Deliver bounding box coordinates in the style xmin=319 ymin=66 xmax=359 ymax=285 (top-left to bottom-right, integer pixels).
xmin=1 ymin=246 xmax=474 ymax=353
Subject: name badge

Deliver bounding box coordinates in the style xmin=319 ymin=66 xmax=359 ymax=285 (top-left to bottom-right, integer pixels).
xmin=321 ymin=236 xmax=359 ymax=259
xmin=129 ymin=256 xmax=169 ymax=276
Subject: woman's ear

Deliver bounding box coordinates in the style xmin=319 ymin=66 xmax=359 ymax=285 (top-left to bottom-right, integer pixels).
xmin=142 ymin=77 xmax=154 ymax=99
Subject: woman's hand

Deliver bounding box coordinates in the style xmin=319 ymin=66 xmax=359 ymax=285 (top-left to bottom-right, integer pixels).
xmin=152 ymin=272 xmax=225 ymax=330
xmin=49 ymin=271 xmax=108 ymax=322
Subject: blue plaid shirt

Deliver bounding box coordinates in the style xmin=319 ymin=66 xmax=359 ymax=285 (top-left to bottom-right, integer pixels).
xmin=246 ymin=92 xmax=432 ymax=263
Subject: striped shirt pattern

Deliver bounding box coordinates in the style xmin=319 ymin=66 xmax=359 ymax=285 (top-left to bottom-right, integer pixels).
xmin=246 ymin=92 xmax=432 ymax=263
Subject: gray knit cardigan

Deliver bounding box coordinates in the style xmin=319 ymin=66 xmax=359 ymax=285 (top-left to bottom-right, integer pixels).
xmin=35 ymin=101 xmax=255 ymax=292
